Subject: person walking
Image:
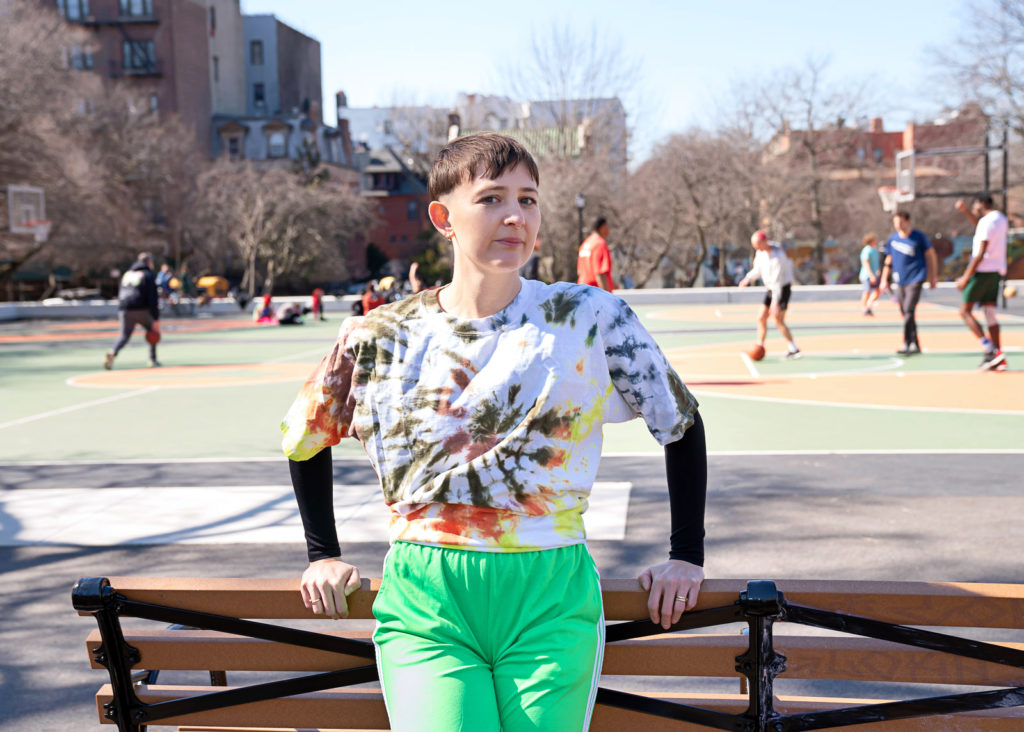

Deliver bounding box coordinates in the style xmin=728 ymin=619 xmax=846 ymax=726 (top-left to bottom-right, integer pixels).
xmin=738 ymin=230 xmax=801 ymax=359
xmin=880 ymin=211 xmax=938 ymax=356
xmin=577 ymin=217 xmax=616 ymax=291
xmin=859 ymin=233 xmax=882 ymax=316
xmin=105 ymin=252 xmax=160 ymax=369
xmin=954 ymin=194 xmax=1009 ymax=371
xmin=281 ymin=132 xmax=707 ymax=732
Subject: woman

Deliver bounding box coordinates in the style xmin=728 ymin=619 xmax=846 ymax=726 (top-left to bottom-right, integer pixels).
xmin=281 ymin=132 xmax=708 ymax=731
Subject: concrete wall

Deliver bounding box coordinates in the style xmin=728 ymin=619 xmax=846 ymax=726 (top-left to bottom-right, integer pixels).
xmin=7 ymin=281 xmax=1018 ymax=322
xmin=275 ymin=19 xmax=321 ymax=120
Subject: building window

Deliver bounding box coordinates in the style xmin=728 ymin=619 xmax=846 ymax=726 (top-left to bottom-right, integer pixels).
xmin=209 ymin=6 xmax=216 ymax=36
xmin=268 ymin=131 xmax=287 ymax=158
xmin=119 ymin=0 xmax=153 ymax=17
xmin=253 ymin=83 xmax=265 ymax=108
xmin=212 ymin=55 xmax=219 ymax=82
xmin=57 ymin=0 xmax=89 ymax=20
xmin=873 ymin=148 xmax=884 ymax=164
xmin=407 ymin=200 xmax=418 ymax=221
xmin=250 ymin=40 xmax=264 ymax=66
xmin=68 ymin=45 xmax=94 ymax=70
xmin=149 ymin=93 xmax=158 ymax=112
xmin=227 ymin=136 xmax=242 ymax=159
xmin=122 ymin=40 xmax=156 ymax=71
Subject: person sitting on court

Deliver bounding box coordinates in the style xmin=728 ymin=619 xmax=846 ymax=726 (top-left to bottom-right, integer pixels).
xmin=738 ymin=230 xmax=801 ymax=359
xmin=281 ymin=131 xmax=708 ymax=732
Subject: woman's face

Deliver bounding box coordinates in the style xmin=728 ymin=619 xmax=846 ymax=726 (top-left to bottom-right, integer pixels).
xmin=437 ymin=164 xmax=540 ymax=278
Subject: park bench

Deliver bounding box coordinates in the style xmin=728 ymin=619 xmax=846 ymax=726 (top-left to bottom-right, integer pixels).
xmin=73 ymin=576 xmax=1024 ymax=731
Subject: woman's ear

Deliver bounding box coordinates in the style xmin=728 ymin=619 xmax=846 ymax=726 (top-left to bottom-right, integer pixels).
xmin=428 ymin=201 xmax=453 ymax=240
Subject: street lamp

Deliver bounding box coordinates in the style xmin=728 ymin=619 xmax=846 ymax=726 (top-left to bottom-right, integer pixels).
xmin=574 ymin=193 xmax=586 ymax=246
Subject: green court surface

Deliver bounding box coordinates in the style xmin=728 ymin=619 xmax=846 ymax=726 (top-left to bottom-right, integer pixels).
xmin=1 ymin=296 xmax=1022 ymax=463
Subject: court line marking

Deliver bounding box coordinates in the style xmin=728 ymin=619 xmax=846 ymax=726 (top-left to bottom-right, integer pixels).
xmin=0 ymin=388 xmax=159 ymax=431
xmin=739 ymin=353 xmax=760 ymax=378
xmin=690 ymin=388 xmax=1024 ymax=416
xmin=5 ymin=449 xmax=1024 ymax=468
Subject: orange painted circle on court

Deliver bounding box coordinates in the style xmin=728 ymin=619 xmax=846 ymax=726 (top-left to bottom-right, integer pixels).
xmin=69 ymin=362 xmax=315 ymax=389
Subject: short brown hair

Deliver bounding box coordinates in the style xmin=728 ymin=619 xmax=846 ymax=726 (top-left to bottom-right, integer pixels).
xmin=428 ymin=132 xmax=539 ymax=200
xmin=862 ymin=233 xmax=877 ymax=245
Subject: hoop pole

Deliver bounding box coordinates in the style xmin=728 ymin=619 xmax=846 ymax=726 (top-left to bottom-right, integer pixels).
xmin=1002 ymin=121 xmax=1009 ymax=213
xmin=984 ymin=124 xmax=991 ymax=196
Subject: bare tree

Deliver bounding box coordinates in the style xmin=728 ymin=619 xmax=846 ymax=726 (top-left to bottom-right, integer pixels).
xmin=624 ymin=129 xmax=763 ymax=288
xmin=192 ymin=162 xmax=374 ymax=296
xmin=729 ymin=57 xmax=874 ymax=283
xmin=502 ymin=24 xmax=640 ymax=282
xmin=936 ymin=0 xmax=1024 ymax=136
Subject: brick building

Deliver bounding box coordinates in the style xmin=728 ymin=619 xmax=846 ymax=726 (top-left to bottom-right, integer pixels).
xmin=55 ymin=0 xmax=213 ymax=149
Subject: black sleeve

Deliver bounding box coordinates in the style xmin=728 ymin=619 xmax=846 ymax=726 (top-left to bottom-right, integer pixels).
xmin=664 ymin=410 xmax=707 ymax=565
xmin=288 ymin=446 xmax=341 ymax=563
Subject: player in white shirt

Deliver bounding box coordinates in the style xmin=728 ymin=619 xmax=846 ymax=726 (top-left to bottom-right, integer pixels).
xmin=738 ymin=230 xmax=801 ymax=359
xmin=954 ymin=194 xmax=1009 ymax=371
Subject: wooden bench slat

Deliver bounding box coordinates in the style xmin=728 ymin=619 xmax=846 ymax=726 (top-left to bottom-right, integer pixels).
xmin=88 ymin=628 xmax=1024 ymax=686
xmin=95 ymin=685 xmax=1024 ymax=731
xmin=88 ymin=577 xmax=1024 ymax=627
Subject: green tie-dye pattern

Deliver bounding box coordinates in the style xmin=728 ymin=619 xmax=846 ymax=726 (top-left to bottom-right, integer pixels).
xmin=280 ymin=280 xmax=697 ymax=551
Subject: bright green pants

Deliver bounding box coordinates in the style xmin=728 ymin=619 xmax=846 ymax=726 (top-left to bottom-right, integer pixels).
xmin=372 ymin=541 xmax=605 ymax=731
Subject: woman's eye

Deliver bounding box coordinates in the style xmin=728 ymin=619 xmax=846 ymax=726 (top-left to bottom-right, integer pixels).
xmin=479 ymin=195 xmax=499 ymax=204
xmin=520 ymin=197 xmax=537 ymax=206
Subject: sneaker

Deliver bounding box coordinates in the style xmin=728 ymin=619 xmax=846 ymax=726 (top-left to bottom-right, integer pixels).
xmin=784 ymin=349 xmax=801 ymax=360
xmin=148 ymin=359 xmax=162 ymax=368
xmin=994 ymin=360 xmax=1008 ymax=372
xmin=863 ymin=309 xmax=874 ymax=316
xmin=979 ymin=350 xmax=1005 ymax=371
xmin=896 ymin=345 xmax=916 ymax=356
xmin=103 ymin=352 xmax=114 ymax=370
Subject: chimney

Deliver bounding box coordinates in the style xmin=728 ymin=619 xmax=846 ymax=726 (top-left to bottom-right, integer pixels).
xmin=902 ymin=123 xmax=915 ymax=152
xmin=335 ymin=90 xmax=348 ymax=122
xmin=338 ymin=117 xmax=353 ymax=164
xmin=869 ymin=117 xmax=883 ymax=133
xmin=447 ymin=111 xmax=461 ymax=141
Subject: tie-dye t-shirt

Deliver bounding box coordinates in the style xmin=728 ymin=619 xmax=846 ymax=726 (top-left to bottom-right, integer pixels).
xmin=281 ymin=279 xmax=698 ymax=552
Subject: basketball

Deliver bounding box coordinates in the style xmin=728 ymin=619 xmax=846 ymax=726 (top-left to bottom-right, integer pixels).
xmin=146 ymin=326 xmax=161 ymax=345
xmin=1005 ymin=284 xmax=1018 ymax=299
xmin=747 ymin=344 xmax=766 ymax=361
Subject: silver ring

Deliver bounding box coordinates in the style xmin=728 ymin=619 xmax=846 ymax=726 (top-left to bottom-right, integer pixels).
xmin=310 ymin=598 xmax=322 ymax=604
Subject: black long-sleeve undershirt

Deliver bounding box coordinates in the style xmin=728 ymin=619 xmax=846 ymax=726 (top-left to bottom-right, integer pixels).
xmin=290 ymin=409 xmax=707 ymax=566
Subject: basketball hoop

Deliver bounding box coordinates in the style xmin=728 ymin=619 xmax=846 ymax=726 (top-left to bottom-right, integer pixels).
xmin=877 ymin=186 xmax=900 ymax=213
xmin=25 ymin=219 xmax=51 ymax=244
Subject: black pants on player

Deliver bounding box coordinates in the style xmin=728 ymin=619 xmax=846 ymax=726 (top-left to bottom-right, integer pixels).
xmin=113 ymin=309 xmax=157 ymax=361
xmin=896 ymin=282 xmax=923 ymax=348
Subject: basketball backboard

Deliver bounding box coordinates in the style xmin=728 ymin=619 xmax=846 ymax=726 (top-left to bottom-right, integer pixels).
xmin=895 ymin=150 xmax=915 ymax=202
xmin=7 ymin=185 xmax=45 ymax=233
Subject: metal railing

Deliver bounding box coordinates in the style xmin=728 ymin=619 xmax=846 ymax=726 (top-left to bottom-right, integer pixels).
xmin=73 ymin=578 xmax=1024 ymax=732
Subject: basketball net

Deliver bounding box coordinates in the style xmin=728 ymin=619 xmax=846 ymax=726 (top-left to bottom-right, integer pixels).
xmin=877 ymin=186 xmax=900 ymax=213
xmin=25 ymin=219 xmax=51 ymax=244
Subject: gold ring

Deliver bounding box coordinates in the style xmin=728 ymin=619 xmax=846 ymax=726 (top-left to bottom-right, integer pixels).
xmin=310 ymin=598 xmax=322 ymax=604
xmin=674 ymin=595 xmax=687 ymax=603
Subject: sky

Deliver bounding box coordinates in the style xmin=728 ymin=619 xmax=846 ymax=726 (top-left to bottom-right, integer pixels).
xmin=240 ymin=0 xmax=968 ymax=161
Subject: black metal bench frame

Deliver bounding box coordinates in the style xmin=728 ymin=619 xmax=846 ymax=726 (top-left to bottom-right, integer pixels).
xmin=73 ymin=578 xmax=1024 ymax=732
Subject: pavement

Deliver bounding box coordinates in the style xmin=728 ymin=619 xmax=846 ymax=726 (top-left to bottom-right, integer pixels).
xmin=3 ymin=452 xmax=1024 ymax=731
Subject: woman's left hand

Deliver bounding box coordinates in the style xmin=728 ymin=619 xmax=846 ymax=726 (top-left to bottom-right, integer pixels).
xmin=639 ymin=559 xmax=705 ymax=630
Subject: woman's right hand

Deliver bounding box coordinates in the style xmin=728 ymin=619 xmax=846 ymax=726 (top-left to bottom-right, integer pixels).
xmin=301 ymin=557 xmax=362 ymax=619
